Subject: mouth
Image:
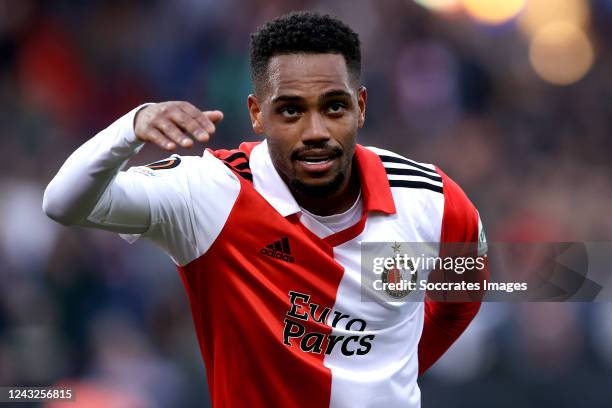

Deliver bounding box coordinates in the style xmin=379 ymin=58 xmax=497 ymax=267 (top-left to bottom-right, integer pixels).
xmin=294 ymin=150 xmax=340 ymax=174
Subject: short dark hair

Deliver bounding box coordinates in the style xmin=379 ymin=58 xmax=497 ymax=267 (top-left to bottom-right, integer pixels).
xmin=249 ymin=11 xmax=361 ymax=94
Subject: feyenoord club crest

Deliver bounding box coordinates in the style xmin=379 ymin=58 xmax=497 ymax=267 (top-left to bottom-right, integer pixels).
xmin=381 ymin=243 xmax=417 ymax=299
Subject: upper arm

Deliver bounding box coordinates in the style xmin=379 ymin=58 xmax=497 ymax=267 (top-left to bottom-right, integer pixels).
xmin=428 ymin=167 xmax=488 ymax=300
xmin=418 ymin=168 xmax=488 ymax=374
xmin=83 ymin=169 xmax=152 ymax=234
xmin=112 ymin=152 xmax=241 ymax=266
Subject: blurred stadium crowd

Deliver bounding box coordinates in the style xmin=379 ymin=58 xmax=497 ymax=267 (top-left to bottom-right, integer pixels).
xmin=0 ymin=0 xmax=611 ymax=407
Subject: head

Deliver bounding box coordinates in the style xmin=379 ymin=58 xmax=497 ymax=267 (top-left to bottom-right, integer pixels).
xmin=248 ymin=12 xmax=366 ymax=199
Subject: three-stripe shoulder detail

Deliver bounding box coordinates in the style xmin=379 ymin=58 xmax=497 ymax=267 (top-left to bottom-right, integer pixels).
xmin=212 ymin=149 xmax=253 ymax=182
xmin=378 ymin=154 xmax=443 ymax=194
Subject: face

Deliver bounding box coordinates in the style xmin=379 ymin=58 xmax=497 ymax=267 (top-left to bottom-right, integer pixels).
xmin=248 ymin=54 xmax=366 ymax=198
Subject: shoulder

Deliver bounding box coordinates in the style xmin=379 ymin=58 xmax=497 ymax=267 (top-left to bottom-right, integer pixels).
xmin=122 ymin=147 xmax=255 ymax=266
xmin=364 ymin=146 xmax=442 ymax=194
xmin=127 ymin=150 xmax=242 ymax=184
xmin=124 ymin=141 xmax=262 ymax=196
xmin=365 ymin=146 xmax=480 ymax=241
xmin=124 ymin=150 xmax=243 ymax=214
xmin=206 ymin=141 xmax=260 ymax=183
xmin=364 ymin=146 xmax=474 ymax=204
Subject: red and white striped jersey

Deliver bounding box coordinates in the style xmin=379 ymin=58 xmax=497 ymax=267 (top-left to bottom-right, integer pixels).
xmin=117 ymin=139 xmax=483 ymax=408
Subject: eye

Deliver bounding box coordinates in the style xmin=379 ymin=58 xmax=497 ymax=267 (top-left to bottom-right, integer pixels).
xmin=280 ymin=106 xmax=301 ymax=118
xmin=327 ymin=102 xmax=346 ymax=115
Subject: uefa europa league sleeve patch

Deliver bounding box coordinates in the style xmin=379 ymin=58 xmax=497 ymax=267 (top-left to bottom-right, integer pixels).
xmin=144 ymin=157 xmax=181 ymax=170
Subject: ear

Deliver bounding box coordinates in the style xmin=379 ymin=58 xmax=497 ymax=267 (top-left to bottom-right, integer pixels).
xmin=247 ymin=94 xmax=265 ymax=134
xmin=357 ymin=86 xmax=367 ymax=128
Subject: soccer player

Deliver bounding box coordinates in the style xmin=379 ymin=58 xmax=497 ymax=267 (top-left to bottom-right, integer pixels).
xmin=43 ymin=12 xmax=486 ymax=408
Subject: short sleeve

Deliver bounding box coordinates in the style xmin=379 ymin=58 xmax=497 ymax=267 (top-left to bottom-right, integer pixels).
xmin=120 ymin=151 xmax=241 ymax=266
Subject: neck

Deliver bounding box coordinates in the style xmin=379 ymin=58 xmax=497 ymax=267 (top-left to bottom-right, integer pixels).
xmin=292 ymin=164 xmax=360 ymax=216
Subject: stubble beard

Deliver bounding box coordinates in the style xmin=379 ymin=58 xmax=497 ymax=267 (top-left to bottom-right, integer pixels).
xmin=289 ymin=169 xmax=347 ymax=198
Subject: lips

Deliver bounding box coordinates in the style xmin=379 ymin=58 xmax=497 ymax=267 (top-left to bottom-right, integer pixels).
xmin=294 ymin=149 xmax=340 ymax=174
xmin=301 ymin=154 xmax=332 ymax=164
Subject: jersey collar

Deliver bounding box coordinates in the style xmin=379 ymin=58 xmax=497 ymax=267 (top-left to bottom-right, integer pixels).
xmin=250 ymin=140 xmax=396 ymax=217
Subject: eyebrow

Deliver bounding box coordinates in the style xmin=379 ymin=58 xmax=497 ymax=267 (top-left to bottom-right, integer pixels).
xmin=270 ymin=89 xmax=352 ymax=105
xmin=320 ymin=90 xmax=352 ymax=101
xmin=270 ymin=94 xmax=304 ymax=104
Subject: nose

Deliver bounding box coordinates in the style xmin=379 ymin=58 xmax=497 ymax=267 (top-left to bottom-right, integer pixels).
xmin=302 ymin=112 xmax=331 ymax=145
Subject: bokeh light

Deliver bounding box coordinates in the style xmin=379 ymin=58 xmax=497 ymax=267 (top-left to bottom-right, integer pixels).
xmin=529 ymin=21 xmax=594 ymax=86
xmin=461 ymin=0 xmax=526 ymax=25
xmin=519 ymin=0 xmax=590 ymax=36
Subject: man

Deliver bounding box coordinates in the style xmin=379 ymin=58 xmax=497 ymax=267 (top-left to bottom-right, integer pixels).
xmin=44 ymin=12 xmax=486 ymax=408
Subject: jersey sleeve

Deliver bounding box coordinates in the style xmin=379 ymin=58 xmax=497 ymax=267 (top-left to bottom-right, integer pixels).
xmin=418 ymin=168 xmax=489 ymax=375
xmin=43 ymin=104 xmax=241 ymax=267
xmin=43 ymin=104 xmax=149 ymax=229
xmin=110 ymin=151 xmax=241 ymax=266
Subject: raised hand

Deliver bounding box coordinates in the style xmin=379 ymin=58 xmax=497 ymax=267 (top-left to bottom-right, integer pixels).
xmin=134 ymin=101 xmax=224 ymax=151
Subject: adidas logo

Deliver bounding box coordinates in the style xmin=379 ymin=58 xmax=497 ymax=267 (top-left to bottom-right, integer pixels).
xmin=260 ymin=237 xmax=295 ymax=263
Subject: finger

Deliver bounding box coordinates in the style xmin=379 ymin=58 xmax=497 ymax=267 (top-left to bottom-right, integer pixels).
xmin=146 ymin=127 xmax=176 ymax=150
xmin=168 ymin=109 xmax=209 ymax=143
xmin=203 ymin=110 xmax=224 ymax=124
xmin=155 ymin=119 xmax=192 ymax=148
xmin=179 ymin=103 xmax=218 ymax=136
xmin=169 ymin=108 xmax=208 ymax=143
